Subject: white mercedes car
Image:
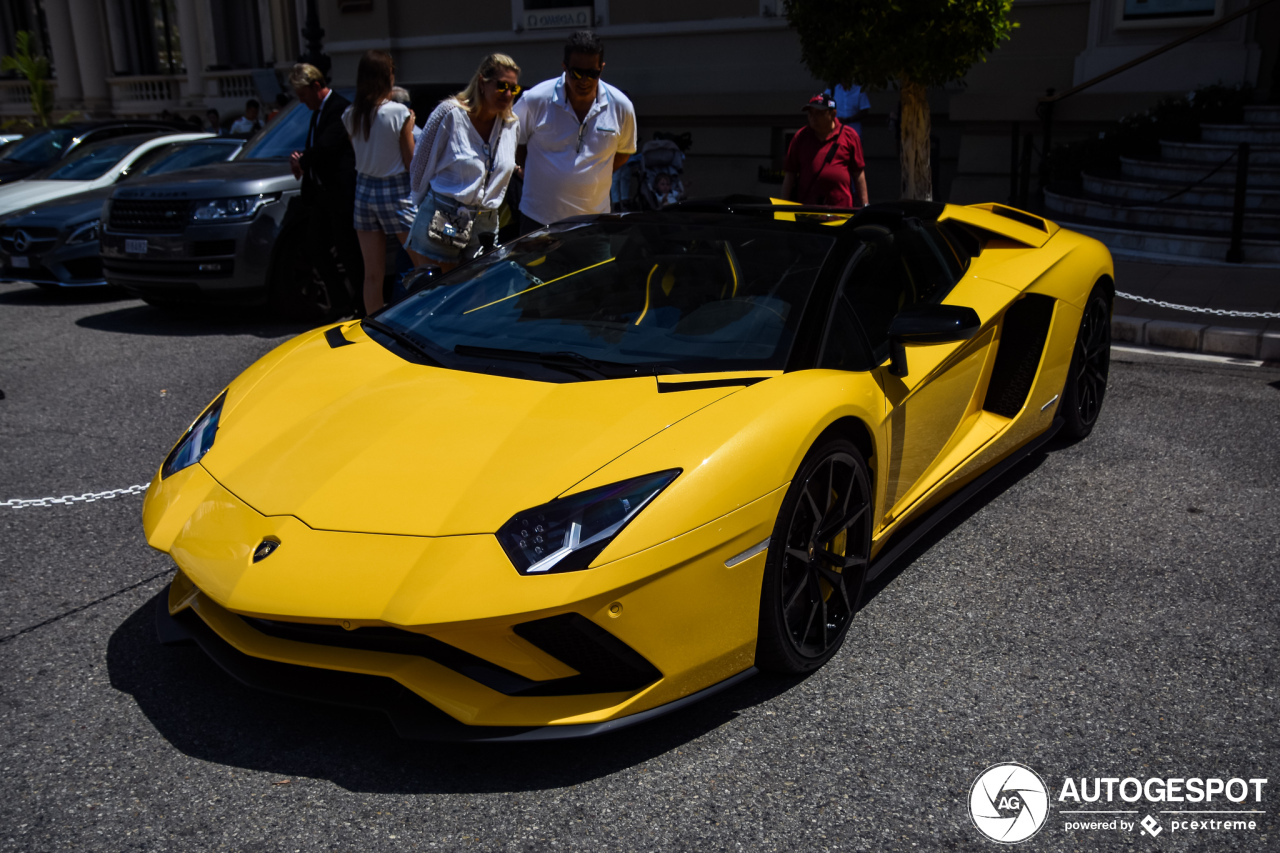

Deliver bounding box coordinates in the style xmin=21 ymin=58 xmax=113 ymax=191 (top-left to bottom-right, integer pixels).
xmin=0 ymin=130 xmax=211 ymax=218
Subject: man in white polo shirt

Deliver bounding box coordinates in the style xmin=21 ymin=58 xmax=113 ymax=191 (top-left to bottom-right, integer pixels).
xmin=514 ymin=31 xmax=637 ymax=232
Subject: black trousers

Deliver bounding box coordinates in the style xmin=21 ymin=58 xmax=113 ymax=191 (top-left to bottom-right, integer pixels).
xmin=306 ymin=192 xmax=364 ymax=313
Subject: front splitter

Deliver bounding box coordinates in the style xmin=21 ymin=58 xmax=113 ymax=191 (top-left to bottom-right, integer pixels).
xmin=156 ymin=589 xmax=757 ymax=742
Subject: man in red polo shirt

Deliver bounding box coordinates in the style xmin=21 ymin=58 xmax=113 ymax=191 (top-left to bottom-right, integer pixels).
xmin=781 ymin=93 xmax=868 ymax=208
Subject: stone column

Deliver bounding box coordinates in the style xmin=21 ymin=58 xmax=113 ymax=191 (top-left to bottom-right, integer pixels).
xmin=41 ymin=0 xmax=82 ymax=109
xmin=66 ymin=0 xmax=111 ymax=113
xmin=171 ymin=0 xmax=206 ymax=105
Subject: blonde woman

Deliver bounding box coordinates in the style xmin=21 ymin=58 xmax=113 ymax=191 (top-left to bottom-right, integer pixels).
xmin=343 ymin=49 xmax=421 ymax=313
xmin=407 ymin=54 xmax=521 ymax=271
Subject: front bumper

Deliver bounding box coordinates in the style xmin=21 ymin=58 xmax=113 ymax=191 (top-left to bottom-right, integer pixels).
xmin=0 ymin=240 xmax=106 ymax=287
xmin=145 ymin=464 xmax=782 ymax=735
xmin=155 ymin=592 xmax=756 ymax=741
xmin=100 ymin=198 xmax=289 ymax=303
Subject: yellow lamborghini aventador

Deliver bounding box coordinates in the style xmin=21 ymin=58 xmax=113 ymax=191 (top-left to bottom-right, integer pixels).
xmin=145 ymin=199 xmax=1113 ymax=740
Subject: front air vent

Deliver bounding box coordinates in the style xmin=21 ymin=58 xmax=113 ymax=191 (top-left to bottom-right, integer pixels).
xmin=241 ymin=611 xmax=661 ymax=697
xmin=984 ymin=294 xmax=1055 ymax=418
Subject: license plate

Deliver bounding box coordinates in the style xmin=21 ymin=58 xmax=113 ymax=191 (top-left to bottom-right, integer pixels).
xmin=125 ymin=238 xmax=148 ymax=254
xmin=11 ymin=256 xmax=28 ymax=268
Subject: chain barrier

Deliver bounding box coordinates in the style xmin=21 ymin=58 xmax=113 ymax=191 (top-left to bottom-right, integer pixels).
xmin=1116 ymin=290 xmax=1280 ymax=319
xmin=1 ymin=483 xmax=151 ymax=509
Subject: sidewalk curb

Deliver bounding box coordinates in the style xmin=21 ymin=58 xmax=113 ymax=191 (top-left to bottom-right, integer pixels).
xmin=1113 ymin=315 xmax=1279 ymax=360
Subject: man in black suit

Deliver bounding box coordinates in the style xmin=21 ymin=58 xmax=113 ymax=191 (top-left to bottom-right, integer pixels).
xmin=289 ymin=63 xmax=363 ymax=315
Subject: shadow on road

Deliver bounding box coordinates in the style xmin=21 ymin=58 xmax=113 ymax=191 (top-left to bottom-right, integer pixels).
xmin=107 ymin=593 xmax=807 ymax=793
xmin=76 ymin=303 xmax=315 ymax=339
xmin=106 ymin=442 xmax=1057 ymax=793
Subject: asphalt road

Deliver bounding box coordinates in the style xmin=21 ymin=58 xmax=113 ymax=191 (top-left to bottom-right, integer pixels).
xmin=2 ymin=281 xmax=1277 ymax=853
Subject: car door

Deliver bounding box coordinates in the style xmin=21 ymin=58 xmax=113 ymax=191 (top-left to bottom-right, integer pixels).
xmin=843 ymin=221 xmax=996 ymax=526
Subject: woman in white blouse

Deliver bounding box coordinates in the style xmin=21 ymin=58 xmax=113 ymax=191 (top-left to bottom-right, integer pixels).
xmin=407 ymin=54 xmax=522 ymax=272
xmin=343 ymin=49 xmax=421 ymax=314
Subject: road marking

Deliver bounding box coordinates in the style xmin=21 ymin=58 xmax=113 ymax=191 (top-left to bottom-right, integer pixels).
xmin=1112 ymin=345 xmax=1264 ymax=367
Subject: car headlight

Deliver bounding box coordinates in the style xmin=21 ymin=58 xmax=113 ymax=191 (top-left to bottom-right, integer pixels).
xmin=497 ymin=470 xmax=681 ymax=575
xmin=64 ymin=218 xmax=99 ymax=245
xmin=161 ymin=393 xmax=226 ymax=479
xmin=191 ymin=194 xmax=276 ymax=222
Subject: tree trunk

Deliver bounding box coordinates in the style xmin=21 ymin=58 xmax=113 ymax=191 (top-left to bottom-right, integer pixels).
xmin=898 ymin=76 xmax=932 ymax=201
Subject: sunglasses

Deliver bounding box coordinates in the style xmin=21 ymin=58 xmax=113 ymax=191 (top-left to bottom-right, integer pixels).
xmin=567 ymin=66 xmax=602 ymax=81
xmin=488 ymin=79 xmax=522 ymax=95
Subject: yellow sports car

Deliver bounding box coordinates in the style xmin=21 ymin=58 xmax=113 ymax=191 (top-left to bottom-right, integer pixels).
xmin=145 ymin=199 xmax=1113 ymax=740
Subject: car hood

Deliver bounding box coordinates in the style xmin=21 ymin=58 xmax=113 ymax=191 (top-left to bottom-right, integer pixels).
xmin=113 ymin=160 xmax=298 ymax=200
xmin=5 ymin=187 xmax=109 ymax=227
xmin=0 ymin=180 xmax=93 ymax=217
xmin=201 ymin=324 xmax=743 ymax=537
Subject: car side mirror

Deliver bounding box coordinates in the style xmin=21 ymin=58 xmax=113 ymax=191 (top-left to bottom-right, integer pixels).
xmin=886 ymin=305 xmax=981 ymax=377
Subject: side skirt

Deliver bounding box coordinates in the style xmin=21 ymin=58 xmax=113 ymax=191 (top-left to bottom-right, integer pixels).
xmin=865 ymin=416 xmax=1063 ymax=585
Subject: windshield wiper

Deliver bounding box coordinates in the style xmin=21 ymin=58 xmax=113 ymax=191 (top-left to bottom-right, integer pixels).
xmin=362 ymin=318 xmax=445 ymax=367
xmin=453 ymin=345 xmax=673 ymax=380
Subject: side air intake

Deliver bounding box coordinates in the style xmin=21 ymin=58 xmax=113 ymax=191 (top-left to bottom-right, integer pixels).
xmin=984 ymin=295 xmax=1055 ymax=418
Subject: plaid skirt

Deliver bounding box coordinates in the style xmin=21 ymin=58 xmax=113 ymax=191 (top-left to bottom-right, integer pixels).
xmin=353 ymin=171 xmax=415 ymax=234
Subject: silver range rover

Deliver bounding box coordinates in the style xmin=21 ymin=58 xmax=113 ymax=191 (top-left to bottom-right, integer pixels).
xmin=100 ymin=101 xmax=349 ymax=320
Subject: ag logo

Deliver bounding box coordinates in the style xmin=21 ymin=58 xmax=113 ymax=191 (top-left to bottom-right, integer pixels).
xmin=969 ymin=763 xmax=1050 ymax=843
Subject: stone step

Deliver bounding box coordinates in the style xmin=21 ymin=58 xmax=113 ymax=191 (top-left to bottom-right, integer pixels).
xmin=1243 ymin=105 xmax=1280 ymax=126
xmin=1044 ymin=189 xmax=1280 ymax=236
xmin=1159 ymin=139 xmax=1280 ymax=166
xmin=1120 ymin=156 xmax=1280 ymax=187
xmin=1082 ymin=173 xmax=1280 ymax=210
xmin=1201 ymin=124 xmax=1280 ymax=145
xmin=1065 ymin=222 xmax=1280 ymax=264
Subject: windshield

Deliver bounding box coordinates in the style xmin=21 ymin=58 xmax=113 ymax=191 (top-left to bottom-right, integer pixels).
xmin=42 ymin=139 xmax=142 ymax=181
xmin=375 ymin=219 xmax=835 ymax=378
xmin=234 ymin=101 xmax=310 ymax=161
xmin=1 ymin=128 xmax=77 ymax=165
xmin=130 ymin=140 xmax=241 ymax=177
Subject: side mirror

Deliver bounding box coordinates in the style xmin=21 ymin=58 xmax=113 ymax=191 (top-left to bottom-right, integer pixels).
xmin=886 ymin=305 xmax=981 ymax=377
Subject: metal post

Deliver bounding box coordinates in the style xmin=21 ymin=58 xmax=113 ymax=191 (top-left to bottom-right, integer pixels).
xmin=1019 ymin=133 xmax=1033 ymax=208
xmin=1036 ymin=89 xmax=1056 ymax=202
xmin=299 ymin=0 xmax=331 ymax=80
xmin=1226 ymin=141 xmax=1250 ymax=264
xmin=1009 ymin=122 xmax=1020 ymax=204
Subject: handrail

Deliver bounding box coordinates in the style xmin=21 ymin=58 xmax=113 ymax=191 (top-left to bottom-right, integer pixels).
xmin=1040 ymin=0 xmax=1278 ymax=107
xmin=1034 ymin=0 xmax=1277 ymax=195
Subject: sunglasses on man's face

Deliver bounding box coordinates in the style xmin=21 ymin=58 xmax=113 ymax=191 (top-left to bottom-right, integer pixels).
xmin=567 ymin=66 xmax=602 ymax=80
xmin=489 ymin=79 xmax=522 ymax=95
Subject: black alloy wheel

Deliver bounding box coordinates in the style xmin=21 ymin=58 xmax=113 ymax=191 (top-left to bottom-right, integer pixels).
xmin=756 ymin=438 xmax=872 ymax=674
xmin=1060 ymin=284 xmax=1111 ymax=439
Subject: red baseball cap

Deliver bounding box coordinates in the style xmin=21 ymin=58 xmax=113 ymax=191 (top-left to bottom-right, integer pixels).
xmin=803 ymin=93 xmax=837 ymax=111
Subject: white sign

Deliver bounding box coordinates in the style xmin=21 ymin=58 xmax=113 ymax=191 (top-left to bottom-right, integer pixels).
xmin=125 ymin=239 xmax=148 ymax=254
xmin=524 ymin=6 xmax=591 ymax=30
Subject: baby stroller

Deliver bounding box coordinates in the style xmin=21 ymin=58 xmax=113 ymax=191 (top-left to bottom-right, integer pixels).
xmin=637 ymin=137 xmax=689 ymax=210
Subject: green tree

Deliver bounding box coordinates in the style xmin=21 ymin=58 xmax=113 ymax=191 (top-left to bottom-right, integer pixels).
xmin=1 ymin=31 xmax=54 ymax=128
xmin=784 ymin=0 xmax=1016 ymax=201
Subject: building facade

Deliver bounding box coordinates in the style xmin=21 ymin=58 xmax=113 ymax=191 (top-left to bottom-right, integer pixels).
xmin=2 ymin=0 xmax=1276 ymax=203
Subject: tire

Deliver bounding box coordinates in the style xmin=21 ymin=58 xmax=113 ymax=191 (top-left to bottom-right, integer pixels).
xmin=756 ymin=437 xmax=872 ymax=674
xmin=1059 ymin=284 xmax=1111 ymax=440
xmin=268 ymin=225 xmax=350 ymax=324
